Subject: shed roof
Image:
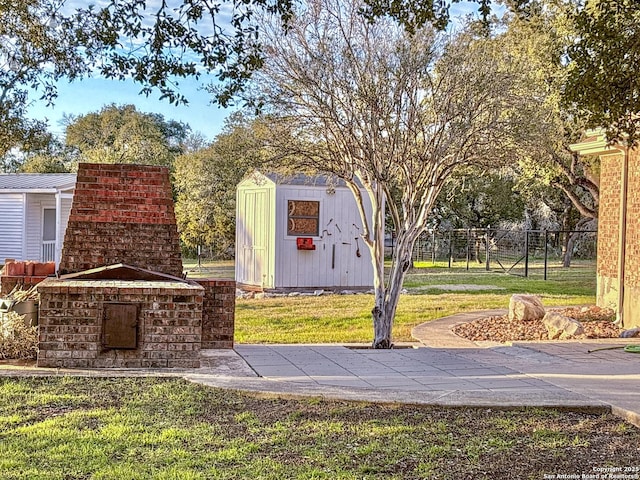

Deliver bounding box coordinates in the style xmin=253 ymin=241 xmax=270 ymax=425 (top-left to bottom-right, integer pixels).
xmin=239 ymin=171 xmax=368 ymax=190
xmin=0 ymin=173 xmax=76 ymax=193
xmin=265 ymin=173 xmax=347 ymax=187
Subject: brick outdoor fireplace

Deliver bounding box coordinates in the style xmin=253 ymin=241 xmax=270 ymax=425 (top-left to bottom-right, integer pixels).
xmin=37 ymin=163 xmax=235 ymax=369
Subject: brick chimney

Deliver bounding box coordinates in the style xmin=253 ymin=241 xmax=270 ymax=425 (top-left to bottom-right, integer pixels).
xmin=58 ymin=163 xmax=183 ymax=277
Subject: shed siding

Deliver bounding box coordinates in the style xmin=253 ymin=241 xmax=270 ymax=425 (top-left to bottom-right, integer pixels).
xmin=236 ymin=173 xmax=376 ymax=290
xmin=0 ymin=194 xmax=25 ymax=261
xmin=274 ymin=185 xmax=374 ymax=289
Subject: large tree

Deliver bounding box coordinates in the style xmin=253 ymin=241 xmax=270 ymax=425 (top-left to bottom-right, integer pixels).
xmin=0 ymin=0 xmax=91 ymax=160
xmin=375 ymin=0 xmax=640 ymax=145
xmin=0 ymin=0 xmax=527 ymax=163
xmin=174 ymin=113 xmax=264 ymax=257
xmin=64 ymin=104 xmax=190 ymax=167
xmin=433 ymin=169 xmax=526 ymax=230
xmin=497 ymin=1 xmax=600 ymax=264
xmin=565 ymin=0 xmax=640 ymax=146
xmin=253 ymin=0 xmax=536 ymax=347
xmin=0 ymin=0 xmax=295 ymax=160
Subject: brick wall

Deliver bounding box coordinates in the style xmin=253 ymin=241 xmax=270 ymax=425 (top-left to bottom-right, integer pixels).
xmin=622 ymin=151 xmax=640 ymax=327
xmin=624 ymin=151 xmax=640 ymax=288
xmin=195 ymin=279 xmax=236 ymax=349
xmin=58 ymin=163 xmax=183 ymax=277
xmin=37 ymin=279 xmax=203 ymax=368
xmin=1 ymin=261 xmax=55 ymax=295
xmin=597 ymin=155 xmax=622 ymax=280
xmin=597 ymin=151 xmax=640 ymax=328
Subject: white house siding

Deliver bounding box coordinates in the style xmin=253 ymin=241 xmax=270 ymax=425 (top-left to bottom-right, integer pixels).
xmin=22 ymin=194 xmax=73 ymax=262
xmin=0 ymin=194 xmax=25 ymax=261
xmin=274 ymin=185 xmax=374 ymax=289
xmin=25 ymin=194 xmax=52 ymax=261
xmin=59 ymin=196 xmax=72 ymax=262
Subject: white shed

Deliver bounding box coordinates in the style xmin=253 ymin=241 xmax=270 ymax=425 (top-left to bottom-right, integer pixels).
xmin=236 ymin=172 xmax=377 ymax=290
xmin=0 ymin=173 xmax=76 ymax=267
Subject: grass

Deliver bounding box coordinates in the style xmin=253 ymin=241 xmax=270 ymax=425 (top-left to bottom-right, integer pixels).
xmin=182 ymin=259 xmax=235 ymax=279
xmin=182 ymin=258 xmax=596 ymax=344
xmin=1 ymin=377 xmax=638 ymax=480
xmin=234 ymin=264 xmax=596 ymax=344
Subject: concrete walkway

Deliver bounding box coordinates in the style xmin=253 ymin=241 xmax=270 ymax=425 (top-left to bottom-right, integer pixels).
xmin=1 ymin=310 xmax=639 ymax=427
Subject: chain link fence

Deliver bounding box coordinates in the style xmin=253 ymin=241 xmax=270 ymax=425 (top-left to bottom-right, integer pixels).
xmin=404 ymin=228 xmax=597 ymax=279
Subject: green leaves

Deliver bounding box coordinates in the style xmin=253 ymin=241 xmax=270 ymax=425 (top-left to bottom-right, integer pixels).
xmin=174 ymin=113 xmax=263 ymax=257
xmin=0 ymin=0 xmax=92 ymax=160
xmin=64 ymin=104 xmax=190 ymax=167
xmin=565 ymin=0 xmax=640 ymax=145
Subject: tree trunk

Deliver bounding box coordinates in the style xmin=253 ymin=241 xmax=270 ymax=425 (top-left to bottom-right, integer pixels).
xmin=474 ymin=235 xmax=484 ymax=264
xmin=560 ymin=204 xmax=572 ymax=265
xmin=562 ymin=218 xmax=590 ymax=268
xmin=370 ymin=232 xmax=414 ymax=349
xmin=562 ymin=233 xmax=577 ymax=267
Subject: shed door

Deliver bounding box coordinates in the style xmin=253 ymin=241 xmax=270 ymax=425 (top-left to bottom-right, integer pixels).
xmin=241 ymin=190 xmax=269 ymax=286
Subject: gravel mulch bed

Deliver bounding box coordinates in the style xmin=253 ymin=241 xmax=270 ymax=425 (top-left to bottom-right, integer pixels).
xmin=453 ymin=306 xmax=622 ymax=343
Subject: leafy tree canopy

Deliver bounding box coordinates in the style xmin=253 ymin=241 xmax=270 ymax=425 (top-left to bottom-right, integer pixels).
xmin=433 ymin=170 xmax=526 ymax=230
xmin=174 ymin=112 xmax=265 ymax=257
xmin=0 ymin=0 xmax=91 ymax=159
xmin=564 ymin=0 xmax=640 ymax=145
xmin=64 ymin=104 xmax=191 ymax=167
xmin=367 ymin=0 xmax=640 ymax=145
xmin=0 ymin=0 xmax=293 ymax=159
xmin=492 ymin=1 xmax=600 ymax=221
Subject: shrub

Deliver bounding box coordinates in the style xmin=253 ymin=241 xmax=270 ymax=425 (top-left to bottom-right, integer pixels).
xmin=0 ymin=312 xmax=38 ymax=359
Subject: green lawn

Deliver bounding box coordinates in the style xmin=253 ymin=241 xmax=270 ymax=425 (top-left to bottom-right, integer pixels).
xmin=183 ymin=258 xmax=596 ymax=344
xmin=1 ymin=377 xmax=638 ymax=480
xmin=234 ymin=265 xmax=596 ymax=344
xmin=183 ymin=259 xmax=235 ymax=279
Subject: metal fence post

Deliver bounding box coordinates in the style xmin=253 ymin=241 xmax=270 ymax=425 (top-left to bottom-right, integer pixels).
xmin=466 ymin=229 xmax=471 ymax=271
xmin=544 ymin=230 xmax=549 ymax=281
xmin=448 ymin=231 xmax=453 ymax=269
xmin=524 ymin=230 xmax=529 ymax=277
xmin=485 ymin=229 xmax=490 ymax=271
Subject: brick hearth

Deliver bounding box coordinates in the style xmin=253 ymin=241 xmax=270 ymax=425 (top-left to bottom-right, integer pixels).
xmin=37 ymin=163 xmax=235 ymax=369
xmin=37 ymin=279 xmax=203 ymax=368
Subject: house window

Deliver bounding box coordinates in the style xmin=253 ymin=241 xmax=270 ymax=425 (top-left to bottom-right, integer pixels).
xmin=287 ymin=200 xmax=319 ymax=236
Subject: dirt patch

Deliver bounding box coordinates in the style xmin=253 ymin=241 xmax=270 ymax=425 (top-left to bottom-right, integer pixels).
xmin=454 ymin=306 xmax=621 ymax=343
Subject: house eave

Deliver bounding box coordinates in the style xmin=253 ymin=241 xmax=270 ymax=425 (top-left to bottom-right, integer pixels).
xmin=1 ymin=188 xmax=58 ymax=194
xmin=0 ymin=184 xmax=75 ymax=195
xmin=569 ymin=129 xmax=625 ymax=157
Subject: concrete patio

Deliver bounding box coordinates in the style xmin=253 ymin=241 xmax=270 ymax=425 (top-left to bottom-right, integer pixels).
xmin=2 ymin=310 xmax=639 ymax=427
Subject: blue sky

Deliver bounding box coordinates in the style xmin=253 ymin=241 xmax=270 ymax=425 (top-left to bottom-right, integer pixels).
xmin=27 ymin=1 xmax=485 ymax=143
xmin=28 ymin=75 xmax=230 ymax=141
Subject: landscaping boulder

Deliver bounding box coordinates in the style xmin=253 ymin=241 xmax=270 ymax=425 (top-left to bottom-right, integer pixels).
xmin=509 ymin=294 xmax=545 ymax=322
xmin=543 ymin=312 xmax=584 ymax=340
